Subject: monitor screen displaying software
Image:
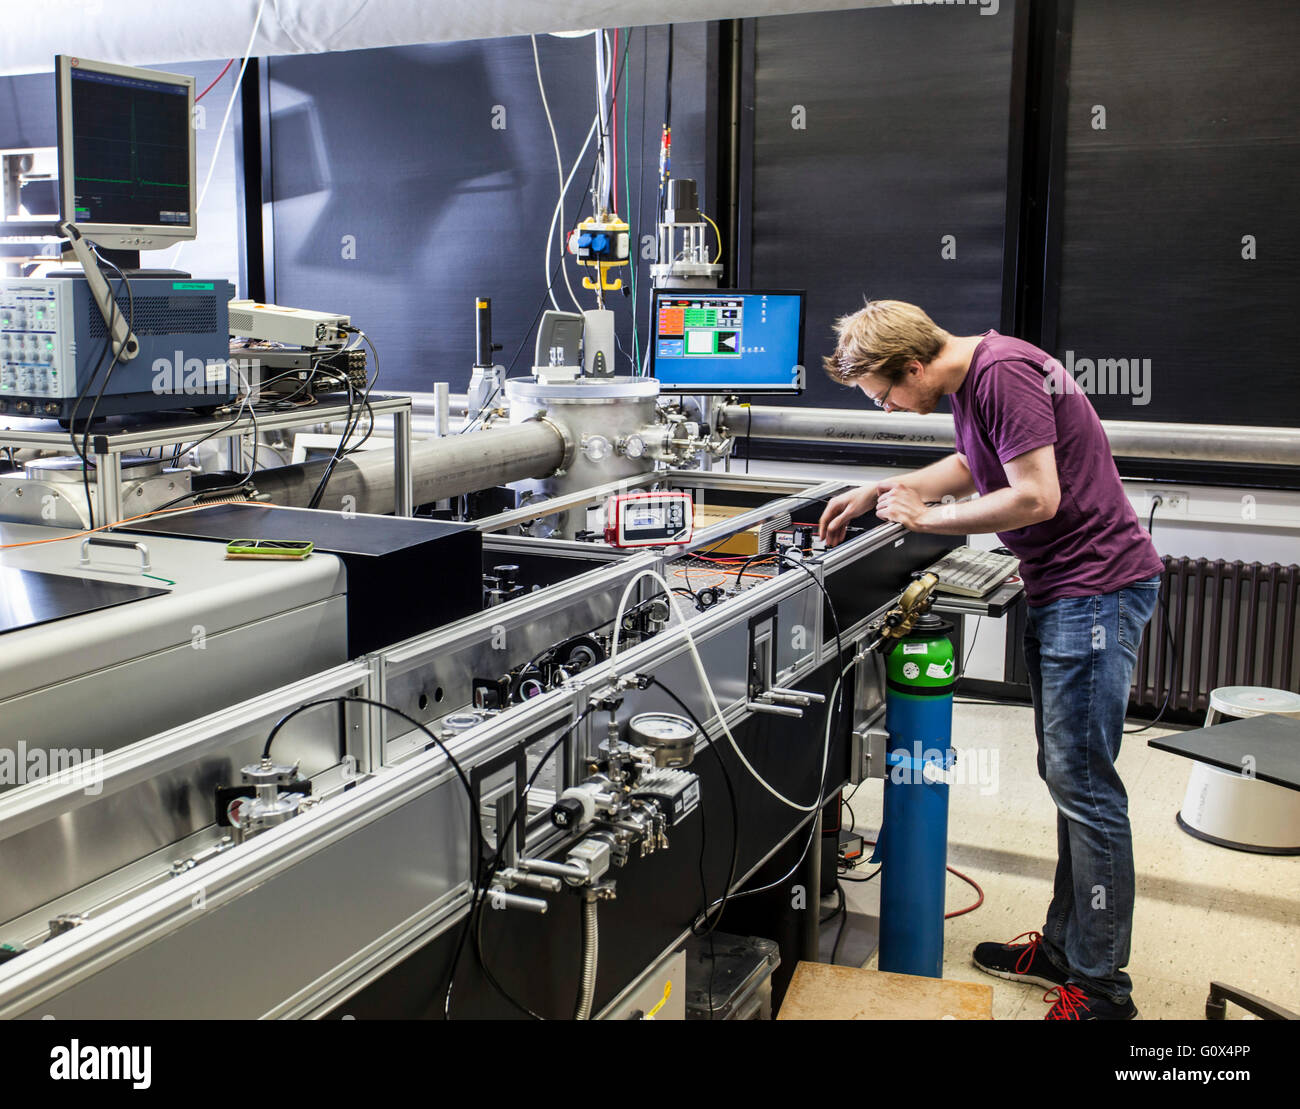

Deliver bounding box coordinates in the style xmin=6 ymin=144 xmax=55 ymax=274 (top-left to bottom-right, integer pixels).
xmin=650 ymin=289 xmax=805 ymax=394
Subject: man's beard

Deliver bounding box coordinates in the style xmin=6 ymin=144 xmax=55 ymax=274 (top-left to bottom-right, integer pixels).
xmin=903 ymin=381 xmax=946 ymax=414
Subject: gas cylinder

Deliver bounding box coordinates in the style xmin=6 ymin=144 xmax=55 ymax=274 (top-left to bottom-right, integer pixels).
xmin=873 ymin=612 xmax=957 ymax=978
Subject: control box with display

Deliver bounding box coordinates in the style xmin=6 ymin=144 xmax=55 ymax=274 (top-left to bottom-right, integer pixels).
xmin=0 ymin=277 xmax=234 ymax=420
xmin=604 ymin=491 xmax=694 ymax=547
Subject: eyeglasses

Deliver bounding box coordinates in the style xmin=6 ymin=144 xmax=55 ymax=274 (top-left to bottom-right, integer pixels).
xmin=865 ymin=381 xmax=895 ymax=409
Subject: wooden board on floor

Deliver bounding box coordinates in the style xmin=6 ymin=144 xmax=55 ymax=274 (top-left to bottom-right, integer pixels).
xmin=777 ymin=962 xmax=994 ymax=1020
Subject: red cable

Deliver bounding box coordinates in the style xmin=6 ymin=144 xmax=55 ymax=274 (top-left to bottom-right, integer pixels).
xmin=196 ymin=58 xmax=235 ymax=102
xmin=855 ymin=837 xmax=986 ymax=918
xmin=944 ymin=865 xmax=984 ymax=918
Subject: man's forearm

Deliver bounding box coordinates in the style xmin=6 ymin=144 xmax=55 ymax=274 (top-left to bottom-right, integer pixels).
xmin=891 ymin=453 xmax=977 ymax=503
xmin=919 ymin=485 xmax=1051 ymax=535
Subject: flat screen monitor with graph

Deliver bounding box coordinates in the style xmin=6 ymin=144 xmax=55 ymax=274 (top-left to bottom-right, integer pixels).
xmin=56 ymin=55 xmax=196 ymax=253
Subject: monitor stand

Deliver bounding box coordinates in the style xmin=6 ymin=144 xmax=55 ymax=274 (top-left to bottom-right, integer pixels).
xmin=54 ymin=245 xmax=191 ymax=279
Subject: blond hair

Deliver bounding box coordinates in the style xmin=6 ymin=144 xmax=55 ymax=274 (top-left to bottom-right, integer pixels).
xmin=823 ymin=300 xmax=950 ymax=386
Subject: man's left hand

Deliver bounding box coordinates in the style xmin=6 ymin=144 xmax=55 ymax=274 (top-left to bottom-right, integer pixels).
xmin=875 ymin=485 xmax=934 ymax=531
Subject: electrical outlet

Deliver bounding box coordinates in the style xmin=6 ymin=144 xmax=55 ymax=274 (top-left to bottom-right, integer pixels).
xmin=1148 ymin=489 xmax=1189 ymax=516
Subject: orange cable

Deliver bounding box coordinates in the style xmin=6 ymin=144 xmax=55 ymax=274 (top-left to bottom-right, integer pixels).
xmin=0 ymin=499 xmax=274 ymax=550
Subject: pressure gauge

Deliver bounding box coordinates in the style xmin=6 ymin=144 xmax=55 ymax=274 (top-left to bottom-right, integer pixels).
xmin=628 ymin=711 xmax=699 ymax=768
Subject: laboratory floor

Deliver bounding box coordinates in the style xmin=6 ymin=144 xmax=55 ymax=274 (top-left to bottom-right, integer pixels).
xmin=836 ymin=700 xmax=1300 ymax=1020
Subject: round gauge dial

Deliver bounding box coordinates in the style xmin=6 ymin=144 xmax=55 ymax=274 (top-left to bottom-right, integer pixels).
xmin=628 ymin=712 xmax=698 ymax=768
xmin=629 ymin=712 xmax=698 ymax=743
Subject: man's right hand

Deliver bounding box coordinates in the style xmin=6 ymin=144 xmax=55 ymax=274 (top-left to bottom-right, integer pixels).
xmin=818 ymin=483 xmax=880 ymax=547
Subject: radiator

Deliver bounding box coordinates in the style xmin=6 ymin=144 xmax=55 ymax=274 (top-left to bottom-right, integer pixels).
xmin=1132 ymin=558 xmax=1300 ymax=715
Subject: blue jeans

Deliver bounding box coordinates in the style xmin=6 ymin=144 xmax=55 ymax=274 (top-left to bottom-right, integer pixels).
xmin=1022 ymin=575 xmax=1160 ymax=1003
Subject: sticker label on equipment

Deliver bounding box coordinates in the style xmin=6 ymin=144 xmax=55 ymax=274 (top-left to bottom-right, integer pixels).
xmin=902 ymin=643 xmax=927 ymax=655
xmin=902 ymin=662 xmax=921 ymax=679
xmin=926 ymin=660 xmax=954 ymax=679
xmin=205 ymin=361 xmax=227 ymax=384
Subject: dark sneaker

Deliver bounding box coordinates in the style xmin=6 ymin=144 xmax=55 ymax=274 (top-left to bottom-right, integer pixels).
xmin=972 ymin=930 xmax=1069 ymax=988
xmin=1044 ymin=984 xmax=1138 ymax=1020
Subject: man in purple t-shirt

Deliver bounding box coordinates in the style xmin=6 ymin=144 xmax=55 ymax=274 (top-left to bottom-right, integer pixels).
xmin=818 ymin=300 xmax=1163 ymax=1021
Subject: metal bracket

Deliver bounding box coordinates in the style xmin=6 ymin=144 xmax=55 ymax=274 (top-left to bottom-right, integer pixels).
xmin=850 ymin=725 xmax=889 ymax=784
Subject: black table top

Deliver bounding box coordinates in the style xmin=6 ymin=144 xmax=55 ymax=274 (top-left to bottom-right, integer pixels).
xmin=122 ymin=504 xmax=473 ymax=556
xmin=0 ymin=567 xmax=168 ymax=637
xmin=1148 ymin=714 xmax=1300 ymax=792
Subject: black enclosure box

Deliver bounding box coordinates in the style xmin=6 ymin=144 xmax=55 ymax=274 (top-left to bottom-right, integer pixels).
xmin=124 ymin=505 xmax=482 ymax=657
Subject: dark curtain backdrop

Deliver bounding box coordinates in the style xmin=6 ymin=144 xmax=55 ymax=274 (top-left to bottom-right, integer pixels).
xmin=1056 ymin=0 xmax=1300 ymax=427
xmin=265 ymin=27 xmax=711 ymax=395
xmin=745 ymin=4 xmax=1017 ymax=414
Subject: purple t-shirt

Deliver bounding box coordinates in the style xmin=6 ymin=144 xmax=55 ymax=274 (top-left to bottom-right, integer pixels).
xmin=949 ymin=332 xmax=1163 ymax=605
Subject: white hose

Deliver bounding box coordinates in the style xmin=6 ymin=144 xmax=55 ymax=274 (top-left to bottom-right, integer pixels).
xmin=170 ymin=0 xmax=267 ymax=270
xmin=609 ymin=567 xmax=835 ymax=813
xmin=694 ymin=645 xmax=873 ymax=921
xmin=594 ymin=33 xmax=611 ymax=212
xmin=533 ymin=35 xmax=583 ymax=314
xmin=543 ymin=116 xmax=598 ymax=314
xmin=539 ymin=31 xmax=610 ymax=313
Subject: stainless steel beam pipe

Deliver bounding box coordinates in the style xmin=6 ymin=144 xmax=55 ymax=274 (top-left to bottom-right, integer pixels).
xmin=720 ymin=405 xmax=1300 ymax=467
xmin=251 ymin=421 xmax=568 ymax=514
xmin=318 ymin=414 xmax=465 ymax=440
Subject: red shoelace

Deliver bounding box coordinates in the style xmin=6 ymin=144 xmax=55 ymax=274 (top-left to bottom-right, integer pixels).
xmin=1043 ymin=984 xmax=1090 ymax=1020
xmin=1004 ymin=930 xmax=1044 ymax=975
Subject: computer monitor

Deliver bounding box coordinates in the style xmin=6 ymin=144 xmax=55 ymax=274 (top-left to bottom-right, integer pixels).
xmin=649 ymin=289 xmax=805 ymax=394
xmin=55 ymin=55 xmax=196 ymax=254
